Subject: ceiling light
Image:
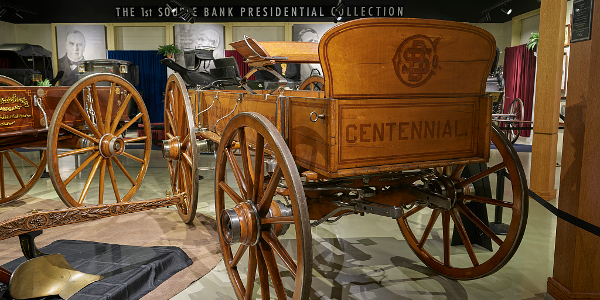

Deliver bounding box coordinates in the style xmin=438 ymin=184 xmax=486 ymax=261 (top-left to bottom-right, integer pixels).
xmin=0 ymin=9 xmax=6 ymax=18
xmin=501 ymin=8 xmax=512 ymax=15
xmin=15 ymin=11 xmax=23 ymax=19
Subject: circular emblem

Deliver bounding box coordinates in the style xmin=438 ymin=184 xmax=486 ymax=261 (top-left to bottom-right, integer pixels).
xmin=36 ymin=88 xmax=45 ymax=98
xmin=392 ymin=34 xmax=441 ymax=88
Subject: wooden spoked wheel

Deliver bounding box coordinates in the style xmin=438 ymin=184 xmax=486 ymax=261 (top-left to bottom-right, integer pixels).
xmin=163 ymin=73 xmax=198 ymax=224
xmin=298 ymin=76 xmax=324 ymax=91
xmin=398 ymin=125 xmax=528 ymax=279
xmin=502 ymin=98 xmax=524 ymax=144
xmin=216 ymin=112 xmax=312 ymax=300
xmin=0 ymin=150 xmax=47 ymax=204
xmin=0 ymin=75 xmax=22 ymax=86
xmin=47 ymin=73 xmax=152 ymax=207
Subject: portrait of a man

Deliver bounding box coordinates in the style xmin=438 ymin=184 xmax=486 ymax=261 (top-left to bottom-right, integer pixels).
xmin=58 ymin=30 xmax=86 ymax=86
xmin=293 ymin=24 xmax=335 ymax=82
xmin=56 ymin=25 xmax=107 ymax=86
xmin=174 ymin=24 xmax=225 ymax=72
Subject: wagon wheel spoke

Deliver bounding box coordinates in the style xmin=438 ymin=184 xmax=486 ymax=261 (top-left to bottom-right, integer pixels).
xmin=450 ymin=209 xmax=479 ymax=266
xmin=90 ymin=83 xmax=106 ymax=134
xmin=57 ymin=146 xmax=98 ymax=159
xmin=110 ymin=93 xmax=132 ymax=133
xmin=226 ymin=148 xmax=247 ymax=199
xmin=456 ymin=202 xmax=503 ymax=246
xmin=402 ymin=205 xmax=424 ymax=219
xmin=98 ymin=159 xmax=106 ymax=205
xmin=78 ymin=156 xmax=103 ymax=204
xmin=4 ymin=152 xmax=25 ymax=188
xmin=460 ymin=194 xmax=513 ymax=208
xmin=450 ymin=165 xmax=466 ymax=181
xmin=229 ymin=244 xmax=248 ymax=268
xmin=219 ymin=181 xmax=244 ymax=205
xmin=245 ymin=246 xmax=257 ymax=300
xmin=259 ymin=240 xmax=287 ymax=300
xmin=253 ymin=134 xmax=265 ymax=203
xmin=262 ymin=231 xmax=297 ymax=277
xmin=104 ymin=82 xmax=116 ymax=133
xmin=112 ymin=157 xmax=135 ymax=185
xmin=442 ymin=211 xmax=451 ymax=266
xmin=107 ymin=159 xmax=121 ymax=202
xmin=63 ymin=152 xmax=100 ymax=185
xmin=124 ymin=136 xmax=147 ymax=143
xmin=9 ymin=150 xmax=37 ymax=167
xmin=456 ymin=162 xmax=505 ymax=188
xmin=60 ymin=124 xmax=99 ymax=144
xmin=258 ymin=166 xmax=282 ymax=216
xmin=121 ymin=151 xmax=145 ymax=164
xmin=0 ymin=155 xmax=4 ymax=199
xmin=238 ymin=128 xmax=255 ymax=199
xmin=418 ymin=209 xmax=441 ymax=248
xmin=114 ymin=113 xmax=143 ymax=137
xmin=256 ymin=248 xmax=270 ymax=300
xmin=72 ymin=98 xmax=102 ymax=138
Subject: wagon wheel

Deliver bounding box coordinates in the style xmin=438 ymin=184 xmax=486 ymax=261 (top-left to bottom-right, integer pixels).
xmin=48 ymin=73 xmax=152 ymax=207
xmin=163 ymin=73 xmax=198 ymax=223
xmin=398 ymin=125 xmax=528 ymax=279
xmin=299 ymin=76 xmax=324 ymax=91
xmin=216 ymin=112 xmax=312 ymax=300
xmin=0 ymin=75 xmax=22 ymax=86
xmin=501 ymin=98 xmax=523 ymax=144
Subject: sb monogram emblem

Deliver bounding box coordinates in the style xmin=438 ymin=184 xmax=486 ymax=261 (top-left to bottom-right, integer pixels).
xmin=393 ymin=34 xmax=441 ymax=87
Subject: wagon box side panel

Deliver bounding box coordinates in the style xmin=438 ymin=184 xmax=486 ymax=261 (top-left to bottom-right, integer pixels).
xmin=288 ymin=97 xmax=333 ymax=175
xmin=336 ymin=97 xmax=490 ymax=170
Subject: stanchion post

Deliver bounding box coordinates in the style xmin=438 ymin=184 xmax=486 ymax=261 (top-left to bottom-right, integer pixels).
xmin=490 ymin=168 xmax=510 ymax=235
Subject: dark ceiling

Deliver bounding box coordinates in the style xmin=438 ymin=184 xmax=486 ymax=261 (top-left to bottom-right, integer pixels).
xmin=0 ymin=0 xmax=541 ymax=24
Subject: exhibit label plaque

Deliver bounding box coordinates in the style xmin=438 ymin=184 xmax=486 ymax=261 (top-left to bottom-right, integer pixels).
xmin=571 ymin=0 xmax=594 ymax=43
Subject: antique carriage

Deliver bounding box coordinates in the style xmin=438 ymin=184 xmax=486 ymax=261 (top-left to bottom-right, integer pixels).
xmin=162 ymin=18 xmax=528 ymax=299
xmin=0 ymin=73 xmax=153 ymax=207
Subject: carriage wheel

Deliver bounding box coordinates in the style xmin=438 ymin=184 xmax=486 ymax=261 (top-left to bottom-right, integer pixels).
xmin=48 ymin=73 xmax=152 ymax=207
xmin=0 ymin=150 xmax=47 ymax=204
xmin=163 ymin=73 xmax=198 ymax=223
xmin=502 ymin=98 xmax=523 ymax=144
xmin=298 ymin=76 xmax=324 ymax=91
xmin=216 ymin=112 xmax=312 ymax=300
xmin=398 ymin=125 xmax=528 ymax=279
xmin=0 ymin=75 xmax=22 ymax=86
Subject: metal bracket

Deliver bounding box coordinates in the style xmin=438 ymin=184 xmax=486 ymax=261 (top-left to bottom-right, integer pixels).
xmin=408 ymin=186 xmax=451 ymax=210
xmin=310 ymin=109 xmax=325 ymax=123
xmin=33 ymin=94 xmax=49 ymax=129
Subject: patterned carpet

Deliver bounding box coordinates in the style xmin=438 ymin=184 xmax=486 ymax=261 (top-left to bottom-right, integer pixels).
xmin=0 ymin=195 xmax=222 ymax=300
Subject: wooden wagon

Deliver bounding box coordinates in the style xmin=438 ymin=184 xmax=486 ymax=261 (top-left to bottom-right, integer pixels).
xmin=0 ymin=73 xmax=154 ymax=207
xmin=162 ymin=18 xmax=528 ymax=299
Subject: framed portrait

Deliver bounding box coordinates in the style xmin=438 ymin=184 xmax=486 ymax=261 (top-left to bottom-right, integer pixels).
xmin=55 ymin=25 xmax=107 ymax=86
xmin=292 ymin=24 xmax=335 ymax=81
xmin=174 ymin=24 xmax=224 ymax=72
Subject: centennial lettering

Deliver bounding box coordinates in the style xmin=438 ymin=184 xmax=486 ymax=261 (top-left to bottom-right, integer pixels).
xmin=345 ymin=120 xmax=467 ymax=144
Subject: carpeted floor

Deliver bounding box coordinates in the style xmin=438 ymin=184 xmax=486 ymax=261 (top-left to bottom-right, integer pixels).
xmin=0 ymin=195 xmax=222 ymax=300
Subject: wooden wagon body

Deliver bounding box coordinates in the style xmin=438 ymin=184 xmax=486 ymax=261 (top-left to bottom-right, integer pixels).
xmin=162 ymin=18 xmax=528 ymax=300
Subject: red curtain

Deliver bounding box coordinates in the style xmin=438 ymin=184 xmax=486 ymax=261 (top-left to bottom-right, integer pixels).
xmin=503 ymin=44 xmax=536 ymax=137
xmin=225 ymin=50 xmax=255 ymax=80
xmin=0 ymin=58 xmax=10 ymax=68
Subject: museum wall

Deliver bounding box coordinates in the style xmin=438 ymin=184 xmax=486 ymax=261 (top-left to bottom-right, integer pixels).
xmin=115 ymin=26 xmax=167 ymax=50
xmin=0 ymin=21 xmax=16 ymax=45
xmin=520 ymin=14 xmax=541 ymax=45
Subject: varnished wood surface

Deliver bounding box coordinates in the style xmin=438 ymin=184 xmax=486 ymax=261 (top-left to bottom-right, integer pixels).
xmin=318 ymin=18 xmax=496 ymax=99
xmin=230 ymin=38 xmax=319 ymax=65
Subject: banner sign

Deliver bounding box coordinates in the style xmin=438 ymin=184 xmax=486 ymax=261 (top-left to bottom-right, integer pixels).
xmin=114 ymin=5 xmax=404 ymax=21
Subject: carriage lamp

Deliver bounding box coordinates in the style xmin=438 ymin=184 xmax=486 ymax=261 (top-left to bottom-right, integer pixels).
xmin=119 ymin=65 xmax=128 ymax=74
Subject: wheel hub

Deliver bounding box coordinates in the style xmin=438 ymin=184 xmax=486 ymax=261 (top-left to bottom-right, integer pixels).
xmin=266 ymin=200 xmax=293 ymax=236
xmin=220 ymin=201 xmax=261 ymax=246
xmin=99 ymin=134 xmax=125 ymax=158
xmin=162 ymin=137 xmax=181 ymax=160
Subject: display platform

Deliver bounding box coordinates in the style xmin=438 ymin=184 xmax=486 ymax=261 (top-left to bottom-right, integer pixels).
xmin=2 ymin=240 xmax=191 ymax=299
